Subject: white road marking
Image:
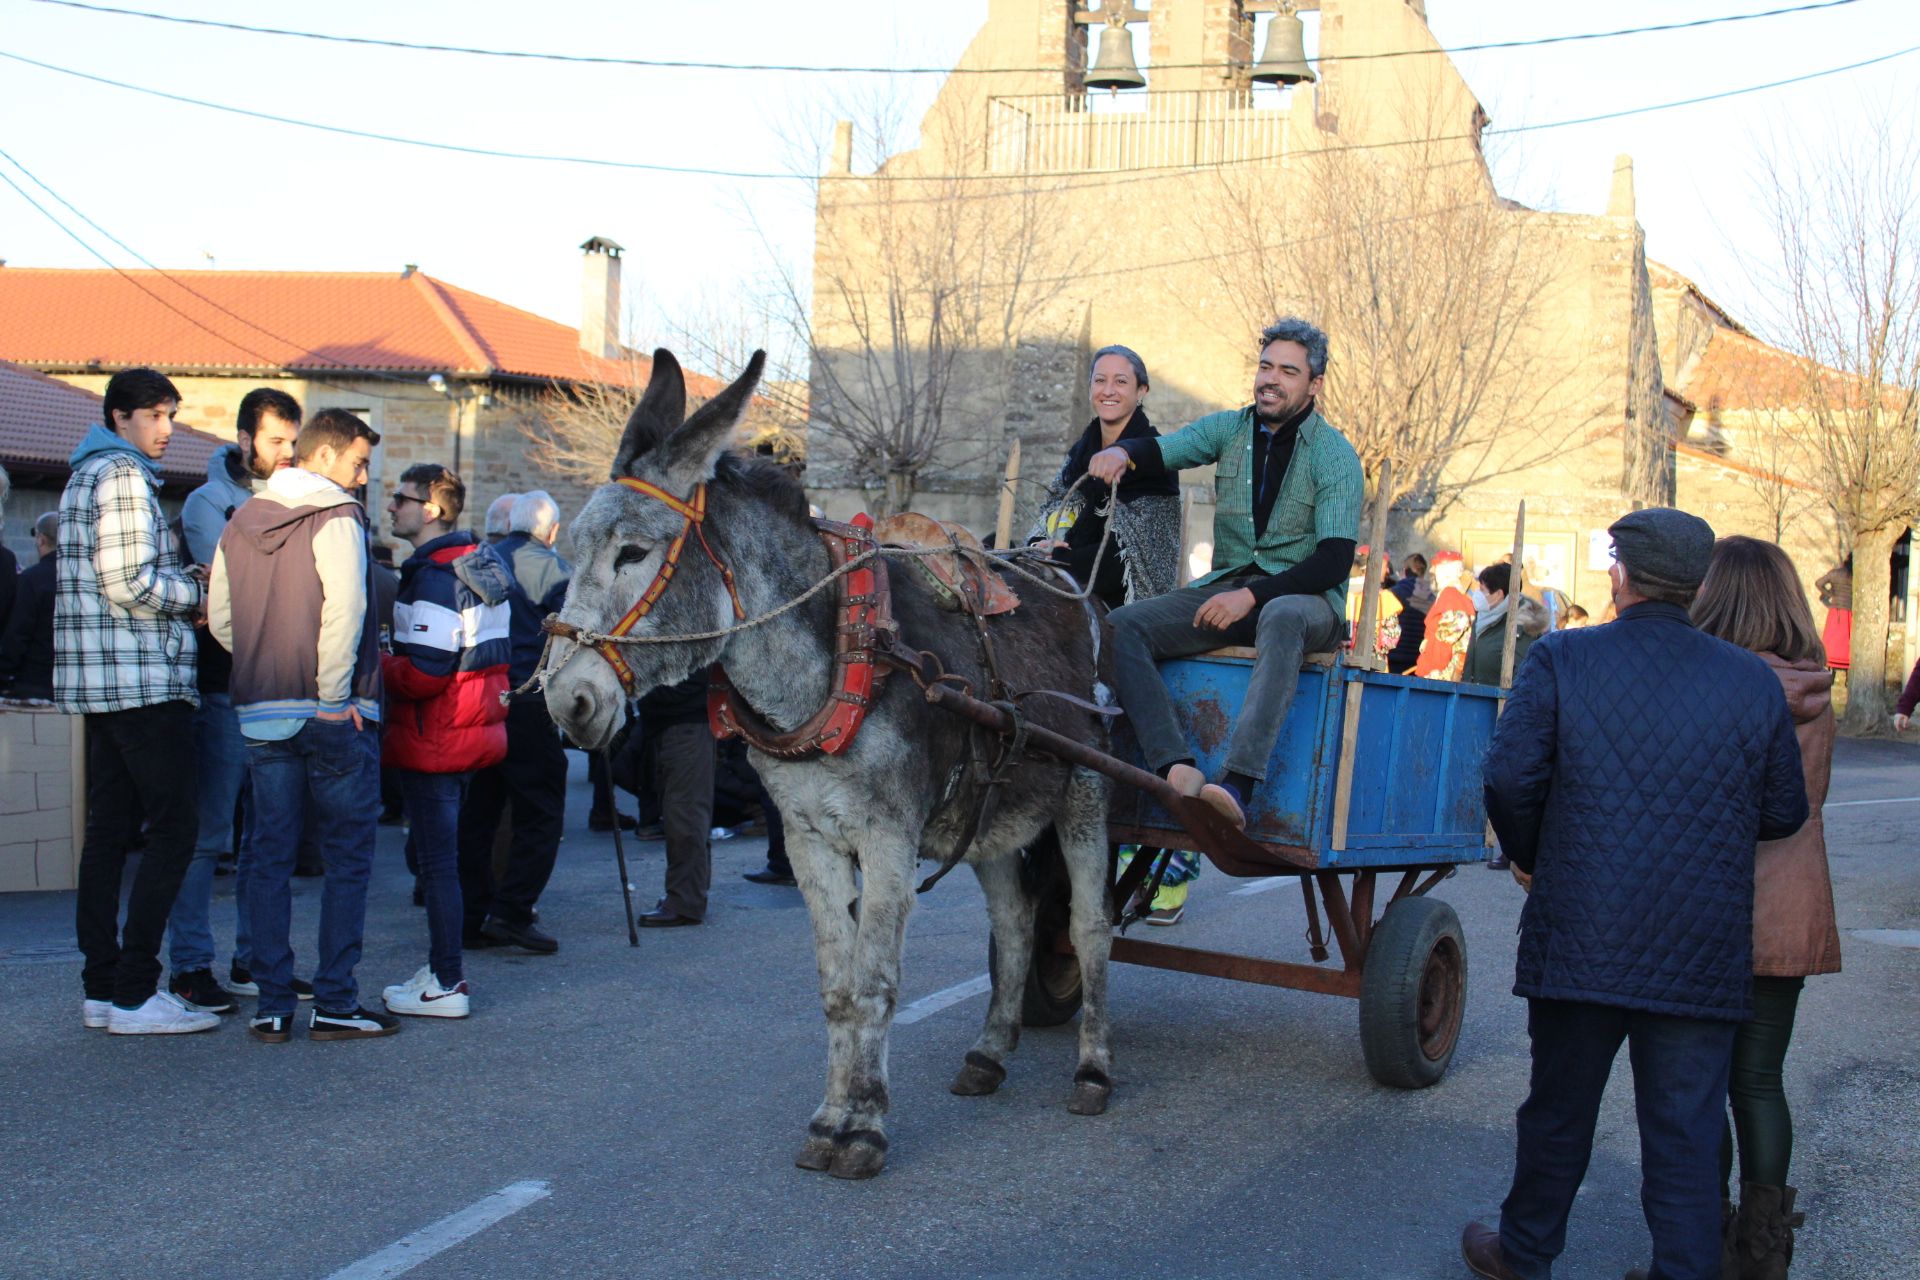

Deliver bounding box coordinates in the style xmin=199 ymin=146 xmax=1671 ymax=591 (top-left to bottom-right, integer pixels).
xmin=1851 ymin=929 xmax=1920 ymax=949
xmin=1228 ymin=876 xmax=1291 ymax=897
xmin=1826 ymin=795 xmax=1920 ymax=808
xmin=895 ymin=973 xmax=992 ymax=1025
xmin=325 ymin=1181 xmax=552 ymax=1280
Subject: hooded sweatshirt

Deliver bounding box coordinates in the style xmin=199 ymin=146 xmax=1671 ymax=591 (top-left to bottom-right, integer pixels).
xmin=1464 ymin=592 xmax=1549 ymax=685
xmin=54 ymin=423 xmax=203 ymax=713
xmin=182 ymin=444 xmax=265 ymax=694
xmin=209 ymin=465 xmax=382 ymax=737
xmin=382 ymin=530 xmax=512 ymax=773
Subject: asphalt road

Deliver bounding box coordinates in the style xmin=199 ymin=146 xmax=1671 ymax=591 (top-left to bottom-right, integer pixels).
xmin=3 ymin=741 xmax=1916 ymax=1280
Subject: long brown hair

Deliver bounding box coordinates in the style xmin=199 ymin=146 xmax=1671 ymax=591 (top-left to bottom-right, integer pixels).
xmin=1691 ymin=536 xmax=1826 ymax=664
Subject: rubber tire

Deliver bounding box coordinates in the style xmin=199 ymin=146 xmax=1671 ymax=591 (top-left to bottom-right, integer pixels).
xmin=1358 ymin=895 xmax=1467 ymax=1089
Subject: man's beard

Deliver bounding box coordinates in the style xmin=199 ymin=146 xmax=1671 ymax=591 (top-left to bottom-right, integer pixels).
xmin=1254 ymin=396 xmax=1307 ymax=425
xmin=241 ymin=440 xmax=276 ymax=482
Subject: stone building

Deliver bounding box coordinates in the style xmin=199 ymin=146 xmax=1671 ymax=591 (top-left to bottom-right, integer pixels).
xmin=805 ymin=0 xmax=1888 ymax=637
xmin=0 ymin=240 xmax=698 ymax=553
xmin=0 ymin=359 xmax=222 ymax=564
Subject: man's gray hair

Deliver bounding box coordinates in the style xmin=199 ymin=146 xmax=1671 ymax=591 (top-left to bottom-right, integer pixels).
xmin=33 ymin=511 xmax=58 ymax=541
xmin=1258 ymin=316 xmax=1330 ymax=377
xmin=485 ymin=492 xmax=521 ymax=537
xmin=1088 ymin=344 xmax=1150 ymax=389
xmin=509 ymin=490 xmax=562 ymax=538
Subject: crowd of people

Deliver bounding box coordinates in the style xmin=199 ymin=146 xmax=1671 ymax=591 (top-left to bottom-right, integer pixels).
xmin=13 ymin=369 xmax=790 ymax=1046
xmin=0 ymin=323 xmax=1866 ymax=1277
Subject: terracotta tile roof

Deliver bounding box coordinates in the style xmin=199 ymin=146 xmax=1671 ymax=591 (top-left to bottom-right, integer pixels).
xmin=1680 ymin=327 xmax=1834 ymax=410
xmin=0 ymin=267 xmax=717 ymax=392
xmin=0 ymin=359 xmax=222 ymax=487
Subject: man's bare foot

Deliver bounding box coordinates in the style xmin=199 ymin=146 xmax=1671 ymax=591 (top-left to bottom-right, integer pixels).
xmin=1166 ymin=763 xmax=1206 ymax=798
xmin=1199 ymin=782 xmax=1246 ymax=830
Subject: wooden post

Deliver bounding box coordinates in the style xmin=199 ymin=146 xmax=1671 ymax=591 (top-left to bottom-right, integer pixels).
xmin=1498 ymin=500 xmax=1527 ymax=690
xmin=994 ymin=437 xmax=1021 ymax=549
xmin=1331 ymin=461 xmax=1392 ymax=851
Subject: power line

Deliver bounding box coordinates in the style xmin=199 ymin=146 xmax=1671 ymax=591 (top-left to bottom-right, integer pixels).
xmin=1 ymin=42 xmax=1912 ymax=189
xmin=0 ymin=152 xmax=450 ymax=402
xmin=0 ymin=144 xmax=443 ymax=400
xmin=20 ymin=0 xmax=1864 ymax=76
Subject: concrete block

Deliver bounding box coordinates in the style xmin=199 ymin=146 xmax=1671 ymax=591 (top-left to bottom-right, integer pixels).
xmin=3 ymin=806 xmax=71 ymax=844
xmin=34 ymin=711 xmax=72 ymax=746
xmin=0 ymin=771 xmax=32 ymax=814
xmin=35 ymin=838 xmax=75 ymax=890
xmin=0 ymin=732 xmax=71 ymax=772
xmin=0 ymin=842 xmax=37 ymax=893
xmin=36 ymin=770 xmax=72 ymax=811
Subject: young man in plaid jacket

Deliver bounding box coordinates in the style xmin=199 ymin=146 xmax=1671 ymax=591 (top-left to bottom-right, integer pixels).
xmin=56 ymin=368 xmax=218 ymax=1036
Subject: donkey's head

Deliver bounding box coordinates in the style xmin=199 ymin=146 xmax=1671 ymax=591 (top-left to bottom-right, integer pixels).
xmin=543 ymin=347 xmax=770 ymax=751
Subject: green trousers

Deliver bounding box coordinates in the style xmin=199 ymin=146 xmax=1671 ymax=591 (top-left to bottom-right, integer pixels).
xmin=1722 ymin=975 xmax=1806 ymax=1190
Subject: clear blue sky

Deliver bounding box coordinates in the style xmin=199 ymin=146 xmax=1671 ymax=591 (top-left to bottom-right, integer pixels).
xmin=0 ymin=0 xmax=1911 ymax=364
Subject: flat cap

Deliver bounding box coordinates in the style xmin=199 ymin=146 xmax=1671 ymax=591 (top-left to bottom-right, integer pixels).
xmin=1608 ymin=507 xmax=1715 ymax=589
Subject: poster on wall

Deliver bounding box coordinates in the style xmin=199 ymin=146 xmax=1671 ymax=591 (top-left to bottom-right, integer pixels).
xmin=1462 ymin=529 xmax=1579 ymax=594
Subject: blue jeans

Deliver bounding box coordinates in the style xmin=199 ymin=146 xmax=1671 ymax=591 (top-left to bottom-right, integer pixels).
xmin=244 ymin=718 xmax=380 ymax=1017
xmin=168 ymin=691 xmax=252 ymax=973
xmin=1500 ymin=999 xmax=1738 ymax=1280
xmin=399 ymin=769 xmax=469 ymax=986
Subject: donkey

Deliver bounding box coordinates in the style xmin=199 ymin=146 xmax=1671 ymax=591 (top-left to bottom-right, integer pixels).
xmin=541 ymin=350 xmax=1117 ymax=1179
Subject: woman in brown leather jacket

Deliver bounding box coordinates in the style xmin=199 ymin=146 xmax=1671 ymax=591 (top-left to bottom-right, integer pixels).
xmin=1691 ymin=537 xmax=1842 ymax=1279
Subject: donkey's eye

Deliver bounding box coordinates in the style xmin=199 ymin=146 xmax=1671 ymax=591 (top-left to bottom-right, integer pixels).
xmin=614 ymin=544 xmax=649 ymax=570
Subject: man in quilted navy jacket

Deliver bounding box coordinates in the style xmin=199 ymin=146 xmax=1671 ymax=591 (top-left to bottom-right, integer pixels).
xmin=1461 ymin=508 xmax=1808 ymax=1280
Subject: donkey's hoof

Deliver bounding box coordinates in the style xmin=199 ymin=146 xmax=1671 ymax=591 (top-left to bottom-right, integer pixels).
xmin=827 ymin=1130 xmax=889 ymax=1180
xmin=795 ymin=1136 xmax=837 ymax=1172
xmin=950 ymin=1050 xmax=1008 ymax=1096
xmin=1068 ymin=1067 xmax=1113 ymax=1116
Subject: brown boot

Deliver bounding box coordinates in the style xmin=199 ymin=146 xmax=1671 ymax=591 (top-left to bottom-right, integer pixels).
xmin=1734 ymin=1183 xmax=1804 ymax=1280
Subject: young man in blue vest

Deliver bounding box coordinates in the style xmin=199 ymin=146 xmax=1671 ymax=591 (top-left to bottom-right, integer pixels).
xmin=1087 ymin=316 xmax=1364 ymax=829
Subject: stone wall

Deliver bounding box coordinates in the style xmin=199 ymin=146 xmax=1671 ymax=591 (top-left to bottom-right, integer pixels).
xmin=0 ymin=705 xmax=82 ymax=893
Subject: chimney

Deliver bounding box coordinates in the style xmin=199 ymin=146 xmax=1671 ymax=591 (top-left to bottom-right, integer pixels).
xmin=1607 ymin=154 xmax=1636 ymax=220
xmin=579 ymin=236 xmax=624 ymax=359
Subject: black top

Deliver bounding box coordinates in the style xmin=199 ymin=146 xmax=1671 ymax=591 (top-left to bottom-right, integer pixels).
xmin=1043 ymin=407 xmax=1175 ymax=608
xmin=0 ymin=553 xmax=55 ymax=698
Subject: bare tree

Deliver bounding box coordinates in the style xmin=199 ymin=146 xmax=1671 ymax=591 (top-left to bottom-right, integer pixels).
xmin=1755 ymin=115 xmax=1920 ymax=731
xmin=767 ymin=89 xmax=1085 ymax=516
xmin=1191 ymin=125 xmax=1591 ymax=520
xmin=516 ymin=299 xmax=807 ymax=490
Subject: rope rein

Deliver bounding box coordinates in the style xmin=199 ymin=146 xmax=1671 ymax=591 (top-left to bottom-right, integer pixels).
xmin=513 ymin=471 xmax=1123 ymax=699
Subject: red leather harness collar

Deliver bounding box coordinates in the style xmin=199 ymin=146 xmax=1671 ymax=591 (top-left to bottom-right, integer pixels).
xmin=591 ymin=476 xmax=893 ymax=758
xmin=708 ymin=513 xmax=894 ymax=758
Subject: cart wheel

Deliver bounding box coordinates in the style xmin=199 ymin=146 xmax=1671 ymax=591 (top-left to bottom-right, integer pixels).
xmin=990 ymin=932 xmax=1083 ymax=1027
xmin=988 ymin=865 xmax=1083 ymax=1027
xmin=1359 ymin=896 xmax=1467 ymax=1089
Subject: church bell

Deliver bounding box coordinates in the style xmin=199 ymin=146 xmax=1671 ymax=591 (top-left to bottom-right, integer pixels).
xmin=1250 ymin=11 xmax=1315 ymax=85
xmin=1085 ymin=21 xmax=1146 ymax=92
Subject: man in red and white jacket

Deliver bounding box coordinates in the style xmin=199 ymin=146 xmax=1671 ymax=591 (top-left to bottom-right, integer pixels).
xmin=381 ymin=463 xmax=512 ymax=1017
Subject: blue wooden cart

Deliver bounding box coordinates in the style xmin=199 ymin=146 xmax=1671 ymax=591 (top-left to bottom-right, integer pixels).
xmin=1003 ymin=645 xmax=1503 ymax=1089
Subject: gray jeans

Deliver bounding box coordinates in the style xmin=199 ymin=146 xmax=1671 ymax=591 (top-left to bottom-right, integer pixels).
xmin=1110 ymin=580 xmax=1343 ymax=782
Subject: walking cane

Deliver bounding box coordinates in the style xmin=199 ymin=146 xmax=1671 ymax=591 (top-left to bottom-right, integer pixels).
xmin=600 ymin=749 xmax=641 ymax=947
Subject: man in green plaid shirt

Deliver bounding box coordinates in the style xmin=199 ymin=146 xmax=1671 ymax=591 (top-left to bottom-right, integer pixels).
xmin=1088 ymin=317 xmax=1363 ymax=829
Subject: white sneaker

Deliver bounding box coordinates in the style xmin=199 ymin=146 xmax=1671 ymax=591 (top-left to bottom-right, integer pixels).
xmin=106 ymin=992 xmax=220 ymax=1035
xmin=82 ymin=998 xmax=111 ymax=1030
xmin=382 ymin=966 xmax=470 ymax=1018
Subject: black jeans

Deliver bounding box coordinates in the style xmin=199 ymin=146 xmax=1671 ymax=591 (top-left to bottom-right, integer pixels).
xmin=1723 ymin=975 xmax=1806 ymax=1189
xmin=76 ymin=701 xmax=199 ymax=1007
xmin=1500 ymin=998 xmax=1737 ymax=1280
xmin=653 ymin=721 xmax=714 ymax=920
xmin=457 ymin=699 xmax=568 ymax=929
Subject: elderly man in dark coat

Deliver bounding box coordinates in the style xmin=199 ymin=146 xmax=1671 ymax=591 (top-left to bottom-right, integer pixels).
xmin=1460 ymin=508 xmax=1809 ymax=1280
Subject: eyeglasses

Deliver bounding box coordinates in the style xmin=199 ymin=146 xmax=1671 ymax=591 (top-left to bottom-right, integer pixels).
xmin=389 ymin=492 xmax=429 ymax=506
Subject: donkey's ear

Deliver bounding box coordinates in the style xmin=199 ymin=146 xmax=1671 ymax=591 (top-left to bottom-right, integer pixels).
xmin=611 ymin=349 xmax=688 ymax=479
xmin=654 ymin=350 xmax=767 ymax=488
